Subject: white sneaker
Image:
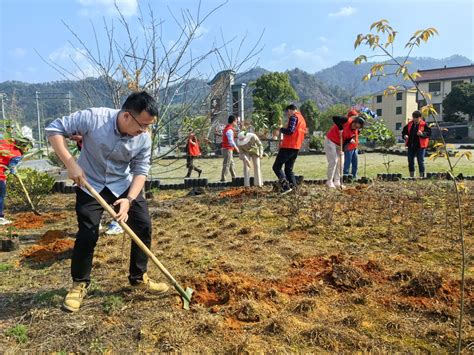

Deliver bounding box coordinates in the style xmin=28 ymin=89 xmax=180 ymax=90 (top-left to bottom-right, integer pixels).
xmin=326 ymin=182 xmax=336 ymax=189
xmin=0 ymin=217 xmax=12 ymax=225
xmin=105 ymin=221 xmax=124 ymax=235
xmin=280 ymin=187 xmax=293 ymax=195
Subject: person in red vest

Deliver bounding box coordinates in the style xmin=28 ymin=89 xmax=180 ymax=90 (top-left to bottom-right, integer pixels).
xmin=325 ymin=114 xmax=365 ymax=188
xmin=272 ymin=104 xmax=307 ymax=194
xmin=185 ymin=129 xmax=202 ymax=178
xmin=343 ymin=109 xmax=360 ymax=178
xmin=402 ymin=110 xmax=431 ymax=178
xmin=0 ymin=136 xmax=23 ymax=225
xmin=220 ymin=115 xmax=239 ymax=182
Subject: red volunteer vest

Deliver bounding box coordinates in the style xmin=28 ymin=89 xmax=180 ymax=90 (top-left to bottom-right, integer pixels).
xmin=345 ymin=130 xmax=359 ymax=151
xmin=280 ymin=111 xmax=307 ymax=150
xmin=187 ymin=136 xmax=201 ymax=157
xmin=405 ymin=120 xmax=429 ymax=148
xmin=326 ymin=117 xmax=357 ymax=146
xmin=222 ymin=124 xmax=235 ymax=150
xmin=0 ymin=139 xmax=22 ymax=181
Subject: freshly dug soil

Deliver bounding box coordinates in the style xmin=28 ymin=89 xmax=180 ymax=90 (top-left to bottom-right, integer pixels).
xmin=21 ymin=229 xmax=74 ymax=262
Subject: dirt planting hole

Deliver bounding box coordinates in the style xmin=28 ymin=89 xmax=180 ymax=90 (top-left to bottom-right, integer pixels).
xmin=329 ymin=264 xmax=372 ymax=291
xmin=402 ymin=271 xmax=443 ymax=297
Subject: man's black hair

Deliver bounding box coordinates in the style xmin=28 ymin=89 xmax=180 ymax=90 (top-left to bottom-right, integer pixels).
xmin=412 ymin=110 xmax=422 ymax=119
xmin=228 ymin=115 xmax=236 ymax=124
xmin=354 ymin=116 xmax=365 ymax=127
xmin=285 ymin=104 xmax=297 ymax=111
xmin=122 ymin=91 xmax=159 ymax=117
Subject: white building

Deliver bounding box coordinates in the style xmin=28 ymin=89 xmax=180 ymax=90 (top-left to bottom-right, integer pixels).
xmin=415 ymin=64 xmax=474 ymax=121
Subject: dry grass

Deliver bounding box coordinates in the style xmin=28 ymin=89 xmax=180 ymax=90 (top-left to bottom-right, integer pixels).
xmin=0 ymin=180 xmax=473 ymax=352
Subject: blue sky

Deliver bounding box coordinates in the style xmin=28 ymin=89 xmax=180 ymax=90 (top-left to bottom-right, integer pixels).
xmin=1 ymin=0 xmax=473 ymax=83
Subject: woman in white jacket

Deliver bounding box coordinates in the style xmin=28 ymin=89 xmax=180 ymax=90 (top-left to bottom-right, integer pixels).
xmin=237 ymin=131 xmax=264 ymax=187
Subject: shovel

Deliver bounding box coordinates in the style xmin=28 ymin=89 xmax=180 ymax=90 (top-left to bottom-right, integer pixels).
xmin=82 ymin=180 xmax=193 ymax=310
xmin=13 ymin=173 xmax=41 ymax=215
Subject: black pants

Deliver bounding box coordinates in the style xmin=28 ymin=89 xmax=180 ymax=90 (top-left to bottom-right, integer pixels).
xmin=407 ymin=147 xmax=426 ymax=174
xmin=72 ymin=187 xmax=151 ymax=284
xmin=272 ymin=148 xmax=299 ymax=186
xmin=186 ymin=155 xmax=201 ymax=177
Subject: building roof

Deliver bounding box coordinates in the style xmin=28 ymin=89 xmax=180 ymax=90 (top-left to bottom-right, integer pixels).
xmin=416 ymin=64 xmax=474 ymax=82
xmin=207 ymin=70 xmax=236 ymax=86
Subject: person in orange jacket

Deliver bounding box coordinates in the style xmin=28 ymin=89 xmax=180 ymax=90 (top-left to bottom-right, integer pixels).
xmin=402 ymin=110 xmax=431 ymax=178
xmin=325 ymin=114 xmax=365 ymax=188
xmin=272 ymin=104 xmax=307 ymax=194
xmin=185 ymin=129 xmax=202 ymax=178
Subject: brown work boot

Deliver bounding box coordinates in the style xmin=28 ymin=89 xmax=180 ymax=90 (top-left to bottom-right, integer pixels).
xmin=130 ymin=273 xmax=169 ymax=294
xmin=63 ymin=282 xmax=88 ymax=312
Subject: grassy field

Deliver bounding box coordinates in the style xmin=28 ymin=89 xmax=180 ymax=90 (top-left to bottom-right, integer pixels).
xmin=0 ymin=181 xmax=472 ymax=352
xmin=151 ymin=151 xmax=474 ymax=183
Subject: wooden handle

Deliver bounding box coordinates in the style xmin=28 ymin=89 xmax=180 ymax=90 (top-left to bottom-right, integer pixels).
xmin=14 ymin=174 xmax=37 ymax=213
xmin=81 ymin=180 xmax=188 ymax=299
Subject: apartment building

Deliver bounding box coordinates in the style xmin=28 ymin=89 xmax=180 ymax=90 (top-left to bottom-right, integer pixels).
xmin=370 ymin=87 xmax=418 ymax=137
xmin=415 ymin=64 xmax=474 ymax=120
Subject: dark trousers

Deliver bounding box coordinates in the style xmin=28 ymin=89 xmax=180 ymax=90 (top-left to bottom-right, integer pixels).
xmin=272 ymin=148 xmax=299 ymax=186
xmin=0 ymin=180 xmax=6 ymax=217
xmin=72 ymin=187 xmax=151 ymax=284
xmin=186 ymin=155 xmax=201 ymax=177
xmin=407 ymin=147 xmax=426 ymax=174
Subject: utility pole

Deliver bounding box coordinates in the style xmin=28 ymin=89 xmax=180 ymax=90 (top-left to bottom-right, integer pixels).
xmin=35 ymin=91 xmax=42 ymax=150
xmin=67 ymin=91 xmax=72 ymax=115
xmin=0 ymin=93 xmax=5 ymax=120
xmin=0 ymin=93 xmax=5 ymax=130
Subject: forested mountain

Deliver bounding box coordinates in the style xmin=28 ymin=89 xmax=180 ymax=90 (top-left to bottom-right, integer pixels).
xmin=1 ymin=55 xmax=471 ymax=129
xmin=316 ymin=55 xmax=472 ymax=96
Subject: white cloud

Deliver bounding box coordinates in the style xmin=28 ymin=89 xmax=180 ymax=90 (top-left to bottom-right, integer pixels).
xmin=49 ymin=43 xmax=87 ymax=62
xmin=49 ymin=43 xmax=98 ymax=79
xmin=268 ymin=45 xmax=330 ymax=72
xmin=329 ymin=6 xmax=357 ymax=17
xmin=77 ymin=0 xmax=138 ymax=17
xmin=291 ymin=45 xmax=329 ymax=61
xmin=8 ymin=47 xmax=27 ymax=58
xmin=194 ymin=25 xmax=209 ymax=38
xmin=272 ymin=43 xmax=287 ymax=55
xmin=319 ymin=36 xmax=328 ymax=43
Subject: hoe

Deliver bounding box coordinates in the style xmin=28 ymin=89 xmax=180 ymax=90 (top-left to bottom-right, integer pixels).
xmin=83 ymin=180 xmax=193 ymax=310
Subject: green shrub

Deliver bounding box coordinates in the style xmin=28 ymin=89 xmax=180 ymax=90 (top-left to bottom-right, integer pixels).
xmin=6 ymin=168 xmax=55 ymax=211
xmin=309 ymin=136 xmax=324 ymax=151
xmin=6 ymin=324 xmax=28 ymax=344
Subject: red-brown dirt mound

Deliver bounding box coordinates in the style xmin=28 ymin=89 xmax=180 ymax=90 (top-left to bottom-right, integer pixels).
xmin=12 ymin=212 xmax=66 ymax=230
xmin=192 ymin=255 xmax=380 ymax=308
xmin=278 ymin=257 xmax=331 ymax=295
xmin=192 ymin=272 xmax=262 ymax=307
xmin=218 ymin=187 xmax=266 ymax=199
xmin=21 ymin=229 xmax=74 ymax=262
